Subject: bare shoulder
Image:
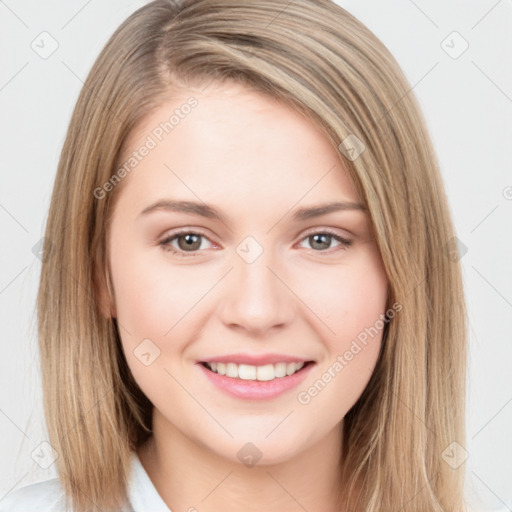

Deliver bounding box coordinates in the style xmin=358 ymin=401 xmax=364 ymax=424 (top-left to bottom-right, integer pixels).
xmin=0 ymin=477 xmax=69 ymax=512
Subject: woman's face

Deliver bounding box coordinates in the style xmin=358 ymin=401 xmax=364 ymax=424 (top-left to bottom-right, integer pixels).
xmin=106 ymin=81 xmax=389 ymax=465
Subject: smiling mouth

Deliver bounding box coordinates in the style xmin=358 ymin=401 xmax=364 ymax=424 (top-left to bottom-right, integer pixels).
xmin=200 ymin=361 xmax=315 ymax=381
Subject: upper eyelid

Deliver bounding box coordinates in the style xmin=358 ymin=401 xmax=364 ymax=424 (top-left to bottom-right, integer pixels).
xmin=159 ymin=227 xmax=352 ymax=248
xmin=160 ymin=228 xmax=216 ymax=245
xmin=300 ymin=226 xmax=351 ymax=239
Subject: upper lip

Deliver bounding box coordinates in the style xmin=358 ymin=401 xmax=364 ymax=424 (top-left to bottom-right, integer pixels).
xmin=199 ymin=353 xmax=314 ymax=366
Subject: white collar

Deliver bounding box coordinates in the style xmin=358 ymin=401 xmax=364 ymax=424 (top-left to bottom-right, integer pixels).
xmin=127 ymin=450 xmax=172 ymax=511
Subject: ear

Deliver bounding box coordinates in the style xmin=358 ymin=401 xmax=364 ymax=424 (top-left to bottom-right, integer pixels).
xmin=93 ymin=249 xmax=117 ymax=319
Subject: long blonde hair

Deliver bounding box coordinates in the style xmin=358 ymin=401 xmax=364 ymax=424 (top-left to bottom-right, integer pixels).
xmin=38 ymin=1 xmax=467 ymax=510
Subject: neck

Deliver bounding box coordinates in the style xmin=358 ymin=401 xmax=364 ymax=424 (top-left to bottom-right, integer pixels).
xmin=137 ymin=410 xmax=345 ymax=512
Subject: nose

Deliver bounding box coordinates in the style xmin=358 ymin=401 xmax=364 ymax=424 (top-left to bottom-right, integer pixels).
xmin=218 ymin=249 xmax=296 ymax=335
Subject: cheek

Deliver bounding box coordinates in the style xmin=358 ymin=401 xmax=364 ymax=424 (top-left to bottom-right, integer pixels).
xmin=111 ymin=248 xmax=206 ymax=341
xmin=293 ymin=250 xmax=388 ymax=346
xmin=109 ymin=249 xmax=204 ymax=402
xmin=292 ymin=251 xmax=387 ymax=410
xmin=111 ymin=257 xmax=168 ymax=339
xmin=109 ymin=247 xmax=223 ymax=396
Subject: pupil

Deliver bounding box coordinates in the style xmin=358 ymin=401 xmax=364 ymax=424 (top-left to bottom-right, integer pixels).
xmin=311 ymin=234 xmax=330 ymax=250
xmin=180 ymin=234 xmax=200 ymax=250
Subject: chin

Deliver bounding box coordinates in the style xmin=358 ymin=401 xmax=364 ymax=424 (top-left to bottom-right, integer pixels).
xmin=208 ymin=429 xmax=310 ymax=467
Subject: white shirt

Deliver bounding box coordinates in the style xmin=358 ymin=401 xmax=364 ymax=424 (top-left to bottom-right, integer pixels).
xmin=2 ymin=453 xmax=510 ymax=512
xmin=0 ymin=450 xmax=171 ymax=511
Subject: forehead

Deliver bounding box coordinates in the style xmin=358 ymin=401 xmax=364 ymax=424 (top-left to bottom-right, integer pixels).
xmin=116 ymin=82 xmax=360 ymax=217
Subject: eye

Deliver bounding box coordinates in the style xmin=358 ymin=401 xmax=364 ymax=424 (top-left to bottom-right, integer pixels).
xmin=297 ymin=230 xmax=352 ymax=253
xmin=159 ymin=230 xmax=214 ymax=257
xmin=158 ymin=228 xmax=352 ymax=258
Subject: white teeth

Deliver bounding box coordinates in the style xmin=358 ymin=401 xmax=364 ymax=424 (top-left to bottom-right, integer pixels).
xmin=274 ymin=363 xmax=287 ymax=378
xmin=205 ymin=361 xmax=306 ymax=381
xmin=239 ymin=364 xmax=256 ymax=380
xmin=226 ymin=362 xmax=238 ymax=378
xmin=256 ymin=364 xmax=275 ymax=381
xmin=286 ymin=362 xmax=297 ymax=376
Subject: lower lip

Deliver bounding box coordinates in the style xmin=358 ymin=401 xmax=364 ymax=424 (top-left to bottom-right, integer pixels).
xmin=197 ymin=362 xmax=315 ymax=400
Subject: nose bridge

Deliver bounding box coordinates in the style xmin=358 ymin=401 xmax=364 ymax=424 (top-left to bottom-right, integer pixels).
xmin=218 ymin=236 xmax=295 ymax=333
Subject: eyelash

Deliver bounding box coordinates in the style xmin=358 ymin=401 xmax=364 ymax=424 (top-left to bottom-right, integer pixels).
xmin=158 ymin=228 xmax=353 ymax=258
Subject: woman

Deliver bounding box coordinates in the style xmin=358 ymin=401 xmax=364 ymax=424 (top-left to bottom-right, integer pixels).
xmin=0 ymin=0 xmax=467 ymax=510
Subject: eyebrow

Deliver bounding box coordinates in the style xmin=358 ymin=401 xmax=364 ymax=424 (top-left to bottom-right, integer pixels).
xmin=139 ymin=199 xmax=366 ymax=223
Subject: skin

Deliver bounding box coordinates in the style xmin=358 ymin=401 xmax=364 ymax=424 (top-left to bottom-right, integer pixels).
xmin=103 ymin=81 xmax=389 ymax=512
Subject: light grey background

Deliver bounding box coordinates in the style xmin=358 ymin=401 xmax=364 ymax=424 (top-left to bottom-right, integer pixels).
xmin=1 ymin=1 xmax=511 ymax=510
